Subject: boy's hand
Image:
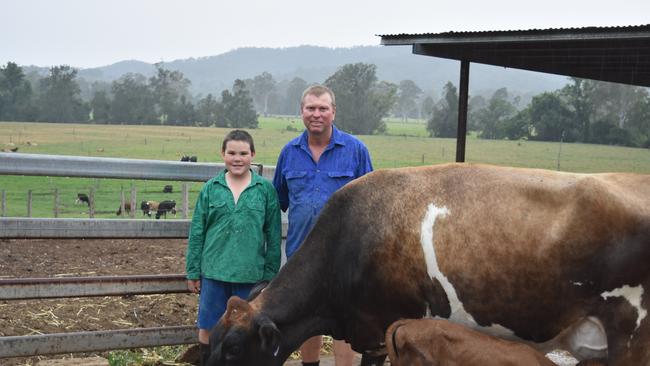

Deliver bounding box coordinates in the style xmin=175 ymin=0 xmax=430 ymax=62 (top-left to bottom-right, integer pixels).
xmin=187 ymin=279 xmax=201 ymax=293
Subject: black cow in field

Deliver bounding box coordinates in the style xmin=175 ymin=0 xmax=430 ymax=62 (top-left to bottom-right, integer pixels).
xmin=163 ymin=185 xmax=173 ymax=193
xmin=140 ymin=200 xmax=156 ymax=217
xmin=75 ymin=193 xmax=90 ymax=206
xmin=180 ymin=155 xmax=198 ymax=162
xmin=155 ymin=200 xmax=176 ymax=219
xmin=207 ymin=163 xmax=650 ymax=366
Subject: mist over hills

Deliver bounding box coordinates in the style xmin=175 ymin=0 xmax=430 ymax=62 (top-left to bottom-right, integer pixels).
xmin=26 ymin=46 xmax=569 ymax=100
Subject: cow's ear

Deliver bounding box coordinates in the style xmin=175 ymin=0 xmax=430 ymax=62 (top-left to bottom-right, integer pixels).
xmin=256 ymin=315 xmax=280 ymax=354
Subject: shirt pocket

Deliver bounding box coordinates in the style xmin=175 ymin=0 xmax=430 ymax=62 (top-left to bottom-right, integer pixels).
xmin=327 ymin=170 xmax=355 ymax=188
xmin=207 ymin=200 xmax=228 ymax=221
xmin=243 ymin=199 xmax=264 ymax=212
xmin=285 ymin=170 xmax=308 ymax=202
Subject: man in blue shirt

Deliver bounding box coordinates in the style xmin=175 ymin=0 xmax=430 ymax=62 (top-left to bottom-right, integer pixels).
xmin=273 ymin=85 xmax=373 ymax=366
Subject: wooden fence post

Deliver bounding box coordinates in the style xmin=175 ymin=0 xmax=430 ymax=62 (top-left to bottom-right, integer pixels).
xmin=182 ymin=183 xmax=189 ymax=219
xmin=119 ymin=189 xmax=126 ymax=218
xmin=130 ymin=185 xmax=136 ymax=219
xmin=52 ymin=189 xmax=59 ymax=218
xmin=27 ymin=190 xmax=33 ymax=217
xmin=89 ymin=188 xmax=95 ymax=218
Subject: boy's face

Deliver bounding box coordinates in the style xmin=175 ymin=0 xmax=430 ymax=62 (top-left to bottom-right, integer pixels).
xmin=221 ymin=140 xmax=255 ymax=177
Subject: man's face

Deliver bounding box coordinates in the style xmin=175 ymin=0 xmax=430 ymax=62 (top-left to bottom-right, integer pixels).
xmin=301 ymin=93 xmax=336 ymax=136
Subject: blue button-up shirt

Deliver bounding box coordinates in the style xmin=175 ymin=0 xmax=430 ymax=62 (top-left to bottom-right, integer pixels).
xmin=273 ymin=125 xmax=373 ymax=258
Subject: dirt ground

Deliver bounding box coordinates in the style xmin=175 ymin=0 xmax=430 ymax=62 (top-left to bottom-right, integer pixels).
xmin=0 ymin=238 xmax=197 ymax=366
xmin=0 ymin=238 xmax=579 ymax=366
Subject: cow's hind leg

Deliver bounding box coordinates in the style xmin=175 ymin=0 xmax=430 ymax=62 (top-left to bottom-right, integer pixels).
xmin=612 ymin=314 xmax=650 ymax=365
xmin=599 ymin=283 xmax=650 ymax=366
xmin=359 ymin=354 xmax=386 ymax=366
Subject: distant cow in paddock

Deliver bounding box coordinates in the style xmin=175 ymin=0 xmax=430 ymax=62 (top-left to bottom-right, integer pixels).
xmin=140 ymin=200 xmax=157 ymax=217
xmin=207 ymin=163 xmax=650 ymax=366
xmin=386 ymin=318 xmax=556 ymax=366
xmin=162 ymin=185 xmax=173 ymax=193
xmin=139 ymin=200 xmax=159 ymax=217
xmin=75 ymin=193 xmax=90 ymax=206
xmin=116 ymin=202 xmax=132 ymax=216
xmin=180 ymin=155 xmax=197 ymax=162
xmin=155 ymin=200 xmax=176 ymax=219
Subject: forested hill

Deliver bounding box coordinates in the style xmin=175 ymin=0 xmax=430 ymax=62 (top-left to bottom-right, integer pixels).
xmin=24 ymin=46 xmax=567 ymax=98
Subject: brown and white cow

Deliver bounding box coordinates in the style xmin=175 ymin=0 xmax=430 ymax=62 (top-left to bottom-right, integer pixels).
xmin=207 ymin=163 xmax=650 ymax=366
xmin=386 ymin=318 xmax=557 ymax=366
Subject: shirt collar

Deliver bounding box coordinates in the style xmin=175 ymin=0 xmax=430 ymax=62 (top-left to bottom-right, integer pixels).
xmin=293 ymin=125 xmax=346 ymax=149
xmin=213 ymin=169 xmax=262 ymax=186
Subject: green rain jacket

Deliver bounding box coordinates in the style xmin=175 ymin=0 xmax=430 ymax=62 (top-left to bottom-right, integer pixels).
xmin=185 ymin=170 xmax=281 ymax=283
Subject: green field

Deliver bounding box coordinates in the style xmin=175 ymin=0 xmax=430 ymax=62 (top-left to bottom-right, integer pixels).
xmin=1 ymin=118 xmax=649 ymax=218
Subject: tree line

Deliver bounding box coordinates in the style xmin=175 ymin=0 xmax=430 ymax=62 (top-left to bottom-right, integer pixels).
xmin=2 ymin=61 xmax=649 ymax=147
xmin=428 ymin=80 xmax=650 ymax=147
xmin=0 ymin=62 xmax=259 ymax=128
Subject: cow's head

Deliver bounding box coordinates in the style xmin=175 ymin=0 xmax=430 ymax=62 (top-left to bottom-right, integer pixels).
xmin=207 ymin=296 xmax=281 ymax=366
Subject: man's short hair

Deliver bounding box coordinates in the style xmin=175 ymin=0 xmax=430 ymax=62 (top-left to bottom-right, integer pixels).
xmin=301 ymin=85 xmax=336 ymax=108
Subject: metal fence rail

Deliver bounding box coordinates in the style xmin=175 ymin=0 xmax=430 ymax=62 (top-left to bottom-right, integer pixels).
xmin=0 ymin=326 xmax=196 ymax=358
xmin=0 ymin=218 xmax=190 ymax=238
xmin=0 ymin=152 xmax=224 ymax=181
xmin=0 ymin=152 xmax=275 ymax=180
xmin=0 ymin=217 xmax=286 ymax=239
xmin=0 ymin=152 xmax=281 ymax=359
xmin=0 ymin=274 xmax=188 ymax=300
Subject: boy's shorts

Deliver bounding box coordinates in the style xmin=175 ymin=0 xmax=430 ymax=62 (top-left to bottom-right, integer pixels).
xmin=197 ymin=278 xmax=255 ymax=330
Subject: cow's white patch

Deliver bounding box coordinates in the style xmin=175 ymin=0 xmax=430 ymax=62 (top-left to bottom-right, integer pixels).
xmin=572 ymin=281 xmax=583 ymax=286
xmin=601 ymin=284 xmax=647 ymax=330
xmin=419 ymin=204 xmax=517 ymax=339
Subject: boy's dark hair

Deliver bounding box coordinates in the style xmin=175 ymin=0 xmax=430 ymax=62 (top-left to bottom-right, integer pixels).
xmin=222 ymin=130 xmax=255 ymax=153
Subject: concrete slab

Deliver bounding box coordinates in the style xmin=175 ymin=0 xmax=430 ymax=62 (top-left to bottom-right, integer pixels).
xmin=284 ymin=354 xmax=369 ymax=365
xmin=37 ymin=357 xmax=109 ymax=366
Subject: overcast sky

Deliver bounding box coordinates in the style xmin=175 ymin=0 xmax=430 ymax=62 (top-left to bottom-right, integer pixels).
xmin=2 ymin=0 xmax=648 ymax=69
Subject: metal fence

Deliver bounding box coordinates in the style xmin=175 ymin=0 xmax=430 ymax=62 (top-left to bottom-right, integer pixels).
xmin=0 ymin=152 xmax=280 ymax=359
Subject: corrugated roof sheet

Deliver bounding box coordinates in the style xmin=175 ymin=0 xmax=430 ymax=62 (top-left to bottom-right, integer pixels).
xmin=379 ymin=24 xmax=650 ymax=87
xmin=378 ymin=24 xmax=650 ymax=39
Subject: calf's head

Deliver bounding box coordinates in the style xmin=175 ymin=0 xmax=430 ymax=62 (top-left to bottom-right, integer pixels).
xmin=207 ymin=296 xmax=280 ymax=366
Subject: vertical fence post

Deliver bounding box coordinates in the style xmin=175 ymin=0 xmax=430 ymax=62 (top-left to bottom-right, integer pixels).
xmin=1 ymin=190 xmax=5 ymax=217
xmin=89 ymin=188 xmax=95 ymax=218
xmin=130 ymin=185 xmax=136 ymax=219
xmin=119 ymin=189 xmax=126 ymax=218
xmin=182 ymin=183 xmax=189 ymax=219
xmin=27 ymin=190 xmax=33 ymax=217
xmin=53 ymin=189 xmax=59 ymax=218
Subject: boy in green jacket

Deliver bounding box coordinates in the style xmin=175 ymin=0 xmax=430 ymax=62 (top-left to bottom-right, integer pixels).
xmin=185 ymin=130 xmax=281 ymax=365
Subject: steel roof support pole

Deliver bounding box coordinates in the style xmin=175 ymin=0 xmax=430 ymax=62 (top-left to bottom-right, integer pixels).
xmin=456 ymin=60 xmax=470 ymax=163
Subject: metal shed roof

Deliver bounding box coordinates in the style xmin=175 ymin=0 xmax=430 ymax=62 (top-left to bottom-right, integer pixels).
xmin=380 ymin=24 xmax=650 ymax=87
xmin=380 ymin=25 xmax=650 ymax=162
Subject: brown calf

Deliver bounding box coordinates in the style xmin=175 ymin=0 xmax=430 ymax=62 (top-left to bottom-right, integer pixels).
xmin=386 ymin=318 xmax=557 ymax=366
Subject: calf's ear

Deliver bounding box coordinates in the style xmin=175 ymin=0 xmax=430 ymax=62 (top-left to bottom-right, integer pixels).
xmin=256 ymin=315 xmax=280 ymax=354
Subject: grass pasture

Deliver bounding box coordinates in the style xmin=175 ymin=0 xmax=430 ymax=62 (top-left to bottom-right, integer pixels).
xmin=1 ymin=118 xmax=649 ymax=218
